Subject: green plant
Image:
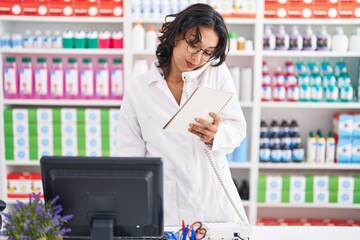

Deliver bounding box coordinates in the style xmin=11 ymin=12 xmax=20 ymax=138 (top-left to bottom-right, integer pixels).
xmin=0 ymin=192 xmax=73 ymax=240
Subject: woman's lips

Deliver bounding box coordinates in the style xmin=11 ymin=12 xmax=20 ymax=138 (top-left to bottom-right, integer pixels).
xmin=186 ymin=60 xmax=196 ymax=68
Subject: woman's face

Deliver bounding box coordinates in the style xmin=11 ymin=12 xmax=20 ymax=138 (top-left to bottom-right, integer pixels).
xmin=171 ymin=26 xmax=219 ymax=73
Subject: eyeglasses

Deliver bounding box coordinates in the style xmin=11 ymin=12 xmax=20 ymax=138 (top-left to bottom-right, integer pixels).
xmin=184 ymin=38 xmax=215 ymax=62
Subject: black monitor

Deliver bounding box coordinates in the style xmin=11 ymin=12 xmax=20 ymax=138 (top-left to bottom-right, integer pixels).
xmin=40 ymin=156 xmax=164 ymax=240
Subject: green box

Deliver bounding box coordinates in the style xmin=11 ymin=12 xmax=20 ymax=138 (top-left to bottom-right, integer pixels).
xmin=354 ymin=176 xmax=360 ymax=191
xmin=305 ymin=190 xmax=314 ymax=203
xmin=281 ymin=191 xmax=290 ymax=203
xmin=257 ymin=192 xmax=265 ymax=203
xmin=258 ymin=175 xmax=266 ymax=191
xmin=306 ymin=175 xmax=314 ymax=192
xmin=354 ymin=192 xmax=360 ymax=204
xmin=329 ymin=191 xmax=338 ymax=203
xmin=329 ymin=175 xmax=339 ymax=192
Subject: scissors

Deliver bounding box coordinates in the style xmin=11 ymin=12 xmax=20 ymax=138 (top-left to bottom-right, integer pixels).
xmin=187 ymin=221 xmax=207 ymax=240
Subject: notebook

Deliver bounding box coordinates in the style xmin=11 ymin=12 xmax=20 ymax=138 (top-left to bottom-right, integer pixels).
xmin=163 ymin=86 xmax=234 ymax=133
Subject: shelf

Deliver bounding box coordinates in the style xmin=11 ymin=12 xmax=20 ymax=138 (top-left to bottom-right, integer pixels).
xmin=259 ymin=163 xmax=360 ymax=170
xmin=132 ymin=50 xmax=157 ymax=56
xmin=129 ymin=18 xmax=256 ymax=25
xmin=242 ymin=200 xmax=250 ymax=207
xmin=5 ymin=161 xmax=39 ymax=166
xmin=0 ymin=48 xmax=124 ymax=55
xmin=260 ymin=102 xmax=360 ymax=109
xmin=3 ymin=99 xmax=122 ymax=107
xmin=239 ymin=101 xmax=254 ymax=108
xmin=262 ymin=51 xmax=360 ymax=58
xmin=228 ymin=51 xmax=255 ymax=57
xmin=0 ymin=16 xmax=123 ymax=23
xmin=257 ymin=203 xmax=360 ymax=209
xmin=229 ymin=162 xmax=251 ymax=169
xmin=264 ymin=18 xmax=360 ymax=25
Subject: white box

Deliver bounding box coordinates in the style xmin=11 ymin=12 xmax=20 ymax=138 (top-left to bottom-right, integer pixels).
xmin=7 ymin=175 xmax=32 ymax=195
xmin=338 ymin=176 xmax=354 ymax=191
xmin=314 ymin=190 xmax=329 ymax=203
xmin=13 ymin=109 xmax=28 ymax=123
xmin=14 ymin=135 xmax=29 ymax=148
xmin=61 ymin=108 xmax=77 ymax=123
xmin=266 ymin=176 xmax=282 ymax=191
xmin=62 ymin=147 xmax=77 ymax=157
xmin=86 ymin=123 xmax=101 ymax=137
xmin=62 ymin=135 xmax=77 ymax=150
xmin=86 ymin=136 xmax=101 ymax=155
xmin=290 ymin=190 xmax=305 ymax=203
xmin=85 ymin=109 xmax=101 ymax=123
xmin=290 ymin=176 xmax=306 ymax=191
xmin=314 ymin=176 xmax=329 ymax=191
xmin=338 ymin=191 xmax=354 ymax=204
xmin=14 ymin=148 xmax=29 ymax=161
xmin=110 ymin=137 xmax=117 ymax=157
xmin=38 ymin=148 xmax=53 ymax=158
xmin=37 ymin=108 xmax=52 ymax=123
xmin=61 ymin=123 xmax=77 ymax=136
xmin=37 ymin=122 xmax=53 ymax=136
xmin=13 ymin=122 xmax=28 ymax=135
xmin=266 ymin=190 xmax=282 ymax=203
xmin=86 ymin=147 xmax=101 ymax=157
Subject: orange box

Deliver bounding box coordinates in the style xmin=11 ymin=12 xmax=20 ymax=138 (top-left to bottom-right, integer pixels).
xmin=0 ymin=0 xmax=23 ymax=15
xmin=23 ymin=0 xmax=48 ymax=16
xmin=264 ymin=0 xmax=288 ymax=18
xmin=98 ymin=0 xmax=123 ymax=17
xmin=48 ymin=0 xmax=73 ymax=16
xmin=73 ymin=0 xmax=98 ymax=17
xmin=339 ymin=0 xmax=360 ymax=18
xmin=312 ymin=0 xmax=339 ymax=18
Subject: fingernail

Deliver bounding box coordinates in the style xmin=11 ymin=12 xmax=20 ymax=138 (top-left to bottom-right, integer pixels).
xmin=195 ymin=118 xmax=199 ymax=121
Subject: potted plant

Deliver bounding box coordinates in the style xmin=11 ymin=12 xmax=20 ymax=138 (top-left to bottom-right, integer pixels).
xmin=0 ymin=192 xmax=72 ymax=240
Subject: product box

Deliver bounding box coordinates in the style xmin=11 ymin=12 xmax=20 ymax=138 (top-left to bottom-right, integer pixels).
xmin=86 ymin=123 xmax=101 ymax=137
xmin=266 ymin=190 xmax=282 ymax=203
xmin=38 ymin=135 xmax=54 ymax=157
xmin=61 ymin=135 xmax=78 ymax=156
xmin=14 ymin=148 xmax=29 ymax=161
xmin=99 ymin=0 xmax=123 ymax=17
xmin=7 ymin=173 xmax=32 ymax=198
xmin=48 ymin=0 xmax=73 ymax=16
xmin=86 ymin=136 xmax=101 ymax=157
xmin=290 ymin=176 xmax=306 ymax=191
xmin=266 ymin=175 xmax=283 ymax=191
xmin=353 ymin=114 xmax=360 ymax=137
xmin=339 ymin=0 xmax=360 ymax=18
xmin=85 ymin=108 xmax=101 ymax=123
xmin=287 ymin=4 xmax=313 ymax=18
xmin=337 ymin=137 xmax=352 ymax=163
xmin=312 ymin=0 xmax=339 ymax=18
xmin=338 ymin=191 xmax=354 ymax=204
xmin=290 ymin=190 xmax=306 ymax=203
xmin=73 ymin=0 xmax=99 ymax=17
xmin=333 ymin=113 xmax=353 ymax=137
xmin=110 ymin=136 xmax=117 ymax=156
xmin=61 ymin=108 xmax=77 ymax=123
xmin=37 ymin=122 xmax=53 ymax=137
xmin=37 ymin=108 xmax=53 ymax=123
xmin=0 ymin=0 xmax=22 ymax=15
xmin=338 ymin=176 xmax=354 ymax=191
xmin=61 ymin=123 xmax=77 ymax=136
xmin=109 ymin=109 xmax=119 ymax=136
xmin=31 ymin=173 xmax=43 ymax=195
xmin=13 ymin=108 xmax=28 ymax=123
xmin=313 ymin=175 xmax=329 ymax=191
xmin=23 ymin=0 xmax=49 ymax=16
xmin=13 ymin=121 xmax=29 ymax=136
xmin=232 ymin=0 xmax=256 ymax=18
xmin=313 ymin=190 xmax=329 ymax=203
xmin=264 ymin=0 xmax=288 ymax=18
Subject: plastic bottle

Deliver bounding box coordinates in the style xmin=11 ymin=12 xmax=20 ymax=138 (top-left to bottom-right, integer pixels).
xmin=325 ymin=132 xmax=335 ymax=163
xmin=289 ymin=26 xmax=303 ymax=51
xmin=299 ymin=84 xmax=311 ymax=102
xmin=80 ymin=58 xmax=94 ymax=98
xmin=322 ymin=73 xmax=336 ymax=88
xmin=12 ymin=33 xmax=22 ymax=49
xmin=340 ymin=84 xmax=354 ymax=102
xmin=33 ymin=30 xmax=43 ymax=48
xmin=142 ymin=0 xmax=151 ymax=18
xmin=1 ymin=34 xmax=11 ymax=48
xmin=229 ymin=32 xmax=238 ymax=52
xmin=263 ymin=25 xmax=276 ymax=50
xmin=270 ymin=143 xmax=282 ymax=162
xmin=311 ymin=84 xmax=323 ymax=102
xmin=152 ymin=0 xmax=161 ymax=19
xmin=110 ymin=58 xmax=124 ymax=99
xmin=3 ymin=57 xmax=18 ymax=98
xmin=315 ymin=130 xmax=326 ymax=163
xmin=131 ymin=0 xmax=141 ymax=18
xmin=292 ymin=142 xmax=305 ymax=162
xmin=96 ymin=58 xmax=110 ymax=98
xmin=302 ymin=26 xmax=316 ymax=51
xmin=332 ymin=27 xmax=348 ymax=52
xmin=74 ymin=31 xmax=86 ymax=49
xmin=65 ymin=58 xmax=79 ymax=98
xmin=87 ymin=31 xmax=99 ymax=49
xmin=19 ymin=57 xmax=33 ymax=98
xmin=279 ymin=119 xmax=289 ymax=138
xmin=111 ymin=31 xmax=123 ymax=49
xmin=287 ymin=84 xmax=300 ymax=102
xmin=307 ymin=131 xmax=317 ymax=163
xmin=349 ymin=27 xmax=360 ymax=52
xmin=316 ymin=26 xmax=331 ymax=51
xmin=270 ymin=118 xmax=280 ymax=136
xmin=43 ymin=30 xmax=52 ymax=48
xmin=289 ymin=119 xmax=299 ymax=137
xmin=23 ymin=30 xmax=34 ymax=48
xmin=132 ymin=23 xmax=145 ymax=51
xmin=337 ymin=71 xmax=351 ymax=89
xmin=34 ymin=57 xmax=48 ymax=98
xmin=275 ymin=25 xmax=289 ymax=50
xmin=281 ymin=132 xmax=291 ymax=149
xmin=259 ymin=143 xmax=271 ymax=162
xmin=325 ymin=84 xmax=339 ymax=102
xmin=146 ymin=25 xmax=158 ymax=51
xmin=52 ymin=30 xmax=62 ymax=48
xmin=238 ymin=180 xmax=250 ymax=200
xmin=281 ymin=144 xmax=292 ymax=162
xmin=62 ymin=30 xmax=74 ymax=49
xmin=50 ymin=58 xmax=64 ymax=98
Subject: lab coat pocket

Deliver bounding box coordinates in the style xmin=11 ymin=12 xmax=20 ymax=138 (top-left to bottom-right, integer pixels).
xmin=164 ymin=180 xmax=179 ymax=225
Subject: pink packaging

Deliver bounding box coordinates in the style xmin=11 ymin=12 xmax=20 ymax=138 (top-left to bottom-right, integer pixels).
xmin=80 ymin=58 xmax=95 ymax=98
xmin=18 ymin=57 xmax=33 ymax=99
xmin=50 ymin=58 xmax=64 ymax=98
xmin=65 ymin=58 xmax=79 ymax=98
xmin=110 ymin=58 xmax=124 ymax=99
xmin=95 ymin=58 xmax=110 ymax=98
xmin=3 ymin=56 xmax=18 ymax=99
xmin=99 ymin=31 xmax=111 ymax=48
xmin=34 ymin=57 xmax=49 ymax=98
xmin=111 ymin=31 xmax=123 ymax=48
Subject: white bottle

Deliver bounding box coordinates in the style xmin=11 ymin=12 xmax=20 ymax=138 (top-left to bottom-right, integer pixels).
xmin=331 ymin=27 xmax=348 ymax=52
xmin=275 ymin=25 xmax=289 ymax=50
xmin=146 ymin=25 xmax=158 ymax=51
xmin=302 ymin=26 xmax=317 ymax=51
xmin=325 ymin=132 xmax=335 ymax=163
xmin=315 ymin=131 xmax=326 ymax=163
xmin=263 ymin=26 xmax=276 ymax=50
xmin=132 ymin=23 xmax=145 ymax=51
xmin=131 ymin=0 xmax=141 ymax=18
xmin=152 ymin=0 xmax=161 ymax=19
xmin=43 ymin=30 xmax=52 ymax=48
xmin=142 ymin=0 xmax=151 ymax=18
xmin=307 ymin=131 xmax=317 ymax=163
xmin=289 ymin=26 xmax=303 ymax=51
xmin=349 ymin=27 xmax=360 ymax=52
xmin=52 ymin=30 xmax=62 ymax=48
xmin=23 ymin=30 xmax=34 ymax=48
xmin=33 ymin=30 xmax=43 ymax=48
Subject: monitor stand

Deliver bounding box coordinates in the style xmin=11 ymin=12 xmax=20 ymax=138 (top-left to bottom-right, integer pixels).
xmin=91 ymin=217 xmax=114 ymax=240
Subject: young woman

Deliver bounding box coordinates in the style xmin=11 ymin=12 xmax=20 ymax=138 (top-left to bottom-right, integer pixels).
xmin=116 ymin=3 xmax=248 ymax=226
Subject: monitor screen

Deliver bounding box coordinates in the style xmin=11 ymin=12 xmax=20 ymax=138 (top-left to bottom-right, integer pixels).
xmin=40 ymin=156 xmax=164 ymax=239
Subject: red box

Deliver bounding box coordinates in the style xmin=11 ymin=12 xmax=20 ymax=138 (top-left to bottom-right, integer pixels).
xmin=264 ymin=0 xmax=288 ymax=18
xmin=0 ymin=0 xmax=22 ymax=15
xmin=98 ymin=0 xmax=123 ymax=17
xmin=48 ymin=0 xmax=73 ymax=16
xmin=312 ymin=0 xmax=339 ymax=18
xmin=287 ymin=4 xmax=313 ymax=18
xmin=339 ymin=1 xmax=360 ymax=18
xmin=73 ymin=0 xmax=98 ymax=17
xmin=23 ymin=0 xmax=48 ymax=16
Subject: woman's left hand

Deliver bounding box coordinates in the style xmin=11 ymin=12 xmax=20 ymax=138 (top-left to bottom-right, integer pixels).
xmin=188 ymin=112 xmax=220 ymax=145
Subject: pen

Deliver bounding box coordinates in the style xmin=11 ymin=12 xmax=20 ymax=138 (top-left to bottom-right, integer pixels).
xmin=182 ymin=219 xmax=185 ymax=231
xmin=182 ymin=225 xmax=189 ymax=240
xmin=190 ymin=227 xmax=196 ymax=240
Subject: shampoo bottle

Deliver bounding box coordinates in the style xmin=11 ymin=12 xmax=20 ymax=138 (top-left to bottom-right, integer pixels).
xmin=349 ymin=27 xmax=360 ymax=52
xmin=332 ymin=27 xmax=348 ymax=52
xmin=302 ymin=26 xmax=316 ymax=51
xmin=263 ymin=25 xmax=276 ymax=50
xmin=316 ymin=26 xmax=331 ymax=51
xmin=325 ymin=132 xmax=335 ymax=163
xmin=289 ymin=26 xmax=303 ymax=51
xmin=275 ymin=25 xmax=289 ymax=50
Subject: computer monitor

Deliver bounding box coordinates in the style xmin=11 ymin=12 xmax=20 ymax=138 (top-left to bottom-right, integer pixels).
xmin=40 ymin=156 xmax=164 ymax=240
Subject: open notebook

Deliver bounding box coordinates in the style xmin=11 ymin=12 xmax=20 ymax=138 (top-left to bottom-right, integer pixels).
xmin=163 ymin=86 xmax=234 ymax=133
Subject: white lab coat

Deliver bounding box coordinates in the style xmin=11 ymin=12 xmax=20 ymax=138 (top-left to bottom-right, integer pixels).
xmin=115 ymin=61 xmax=249 ymax=226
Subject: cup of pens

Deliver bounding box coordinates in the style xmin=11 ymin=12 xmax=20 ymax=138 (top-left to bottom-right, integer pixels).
xmin=167 ymin=221 xmax=207 ymax=240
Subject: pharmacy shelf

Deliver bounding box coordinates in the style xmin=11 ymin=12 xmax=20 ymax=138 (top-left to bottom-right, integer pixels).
xmin=132 ymin=50 xmax=255 ymax=57
xmin=229 ymin=162 xmax=252 ymax=169
xmin=0 ymin=16 xmax=124 ymax=23
xmin=260 ymin=102 xmax=360 ymax=109
xmin=5 ymin=161 xmax=40 ymax=167
xmin=262 ymin=51 xmax=360 ymax=58
xmin=257 ymin=203 xmax=360 ymax=209
xmin=239 ymin=101 xmax=254 ymax=108
xmin=264 ymin=18 xmax=360 ymax=25
xmin=259 ymin=163 xmax=360 ymax=170
xmin=3 ymin=99 xmax=122 ymax=107
xmin=129 ymin=18 xmax=256 ymax=25
xmin=0 ymin=48 xmax=124 ymax=55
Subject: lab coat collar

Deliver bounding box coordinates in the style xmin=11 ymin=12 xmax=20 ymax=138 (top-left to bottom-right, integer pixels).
xmin=147 ymin=61 xmax=213 ymax=85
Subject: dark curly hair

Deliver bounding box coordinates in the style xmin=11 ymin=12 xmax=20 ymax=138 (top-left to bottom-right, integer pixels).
xmin=156 ymin=3 xmax=229 ymax=78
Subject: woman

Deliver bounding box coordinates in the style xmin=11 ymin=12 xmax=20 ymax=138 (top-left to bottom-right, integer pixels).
xmin=116 ymin=3 xmax=248 ymax=226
